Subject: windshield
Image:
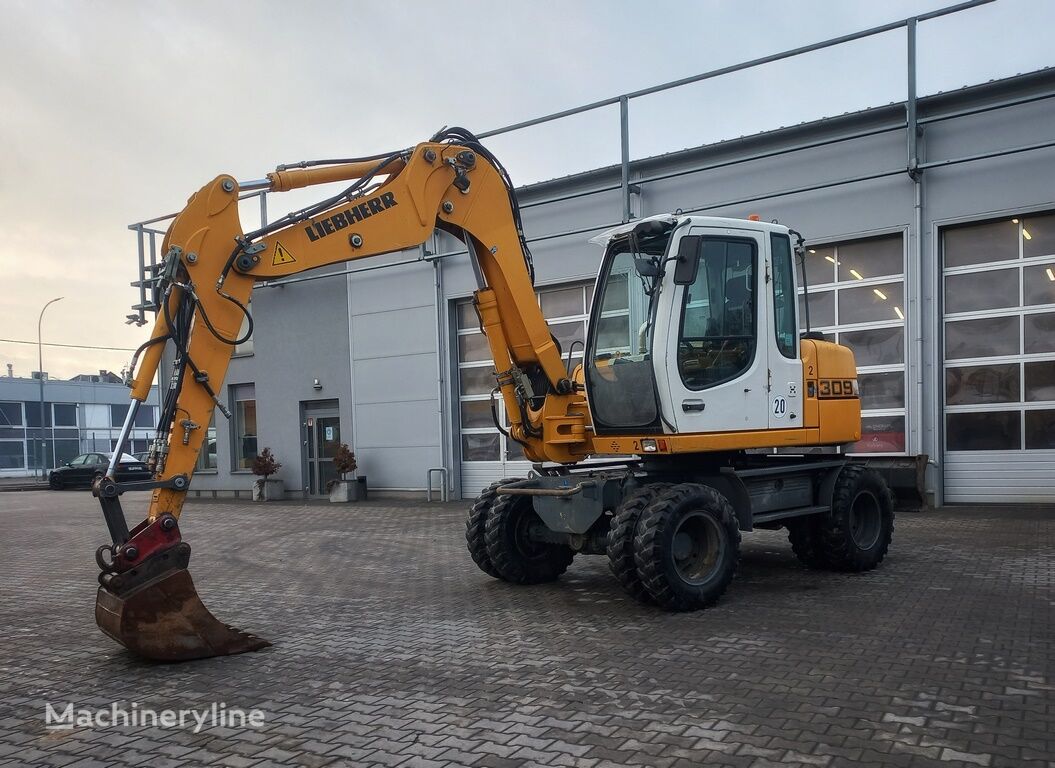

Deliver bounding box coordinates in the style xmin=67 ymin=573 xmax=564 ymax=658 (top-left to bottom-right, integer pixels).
xmin=585 ymin=230 xmax=671 ymax=433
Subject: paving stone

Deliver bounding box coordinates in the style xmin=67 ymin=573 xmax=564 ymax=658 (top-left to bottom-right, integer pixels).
xmin=0 ymin=495 xmax=1050 ymax=768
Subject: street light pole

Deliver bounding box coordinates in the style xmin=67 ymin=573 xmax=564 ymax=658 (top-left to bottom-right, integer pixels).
xmin=37 ymin=296 xmax=63 ymax=480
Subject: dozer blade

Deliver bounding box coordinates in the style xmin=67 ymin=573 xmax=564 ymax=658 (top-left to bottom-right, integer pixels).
xmin=96 ymin=567 xmax=270 ymax=662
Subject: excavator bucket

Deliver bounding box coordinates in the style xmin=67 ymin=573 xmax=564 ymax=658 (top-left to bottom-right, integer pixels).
xmin=95 ymin=567 xmax=270 ymax=662
xmin=93 ymin=502 xmax=270 ymax=662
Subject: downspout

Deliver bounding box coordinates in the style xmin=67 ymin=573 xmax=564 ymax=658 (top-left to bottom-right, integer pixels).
xmin=429 ymin=238 xmax=450 ymax=498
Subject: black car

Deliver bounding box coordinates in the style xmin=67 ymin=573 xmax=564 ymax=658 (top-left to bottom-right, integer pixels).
xmin=48 ymin=452 xmax=152 ymax=490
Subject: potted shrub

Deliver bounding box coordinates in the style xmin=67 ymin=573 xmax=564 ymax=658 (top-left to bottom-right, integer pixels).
xmin=251 ymin=447 xmax=284 ymax=501
xmin=327 ymin=443 xmax=365 ymax=502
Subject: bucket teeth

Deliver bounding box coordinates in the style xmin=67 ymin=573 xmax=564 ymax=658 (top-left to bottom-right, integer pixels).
xmin=95 ymin=568 xmax=270 ymax=662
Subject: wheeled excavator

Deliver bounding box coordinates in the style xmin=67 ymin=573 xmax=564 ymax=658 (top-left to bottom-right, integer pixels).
xmin=94 ymin=128 xmax=894 ymax=661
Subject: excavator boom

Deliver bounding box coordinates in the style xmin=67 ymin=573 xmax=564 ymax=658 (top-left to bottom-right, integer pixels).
xmin=95 ymin=130 xmax=589 ymax=660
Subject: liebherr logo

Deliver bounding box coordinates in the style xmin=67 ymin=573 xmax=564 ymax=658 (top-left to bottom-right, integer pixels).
xmin=304 ymin=191 xmax=398 ymax=242
xmin=44 ymin=701 xmax=266 ymax=732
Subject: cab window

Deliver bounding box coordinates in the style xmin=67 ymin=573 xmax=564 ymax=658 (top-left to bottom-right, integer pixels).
xmin=677 ymin=237 xmax=756 ymax=390
xmin=770 ymin=233 xmax=797 ymax=359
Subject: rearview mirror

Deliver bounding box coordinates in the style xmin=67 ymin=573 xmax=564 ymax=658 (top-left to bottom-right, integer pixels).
xmin=634 ymin=258 xmax=660 ymax=278
xmin=673 ymin=235 xmax=701 ymax=284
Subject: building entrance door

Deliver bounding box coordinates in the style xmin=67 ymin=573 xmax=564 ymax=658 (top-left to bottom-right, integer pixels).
xmin=301 ymin=400 xmax=341 ymax=496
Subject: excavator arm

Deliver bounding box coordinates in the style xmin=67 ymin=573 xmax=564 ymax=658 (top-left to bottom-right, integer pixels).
xmin=94 ymin=130 xmax=590 ymax=660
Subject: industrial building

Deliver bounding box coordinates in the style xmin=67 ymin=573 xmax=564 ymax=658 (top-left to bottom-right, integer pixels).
xmin=129 ymin=28 xmax=1055 ymax=505
xmin=0 ymin=374 xmax=159 ymax=477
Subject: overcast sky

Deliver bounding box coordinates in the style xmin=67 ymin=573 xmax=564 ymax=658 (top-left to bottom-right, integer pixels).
xmin=1 ymin=0 xmax=1051 ymax=379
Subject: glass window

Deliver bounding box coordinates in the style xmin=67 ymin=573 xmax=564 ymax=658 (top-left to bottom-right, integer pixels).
xmin=1025 ymin=312 xmax=1055 ymax=354
xmin=946 ymin=364 xmax=1020 ymax=405
xmin=233 ymin=307 xmax=253 ymax=356
xmin=540 ymin=286 xmax=583 ymax=318
xmin=947 ymin=411 xmax=1020 ymax=451
xmin=462 ymin=433 xmax=499 ymax=461
xmin=1022 ymin=213 xmax=1055 ymax=259
xmin=837 ymin=282 xmax=905 ymax=325
xmin=506 ymin=439 xmax=525 ymax=462
xmin=230 ymin=386 xmax=257 ymax=470
xmin=196 ymin=416 xmax=217 ymax=471
xmin=460 ymin=401 xmax=492 ymax=429
xmin=839 ymin=327 xmax=903 ymax=367
xmin=1025 ymin=361 xmax=1055 ymax=402
xmin=848 ymin=416 xmax=905 ymax=453
xmin=770 ymin=234 xmax=796 ymax=359
xmin=678 ymin=238 xmax=756 ymax=390
xmin=26 ymin=402 xmax=49 ymax=428
xmin=70 ymin=454 xmax=88 ymax=465
xmin=457 ymin=301 xmax=479 ymax=330
xmin=459 ymin=367 xmax=495 ymax=396
xmin=0 ymin=442 xmax=25 ymax=469
xmin=587 ymin=241 xmax=663 ymax=430
xmin=858 ymin=372 xmax=905 ymax=410
xmin=1023 ymin=263 xmax=1055 ymax=306
xmin=550 ymin=321 xmax=585 ymax=353
xmin=458 ymin=333 xmax=490 ymax=363
xmin=0 ymin=402 xmax=22 ymax=426
xmin=944 ymin=269 xmax=1018 ymax=314
xmin=943 ymin=219 xmax=1019 ymax=268
xmin=54 ymin=440 xmax=79 ymax=467
xmin=133 ymin=406 xmax=155 ymax=428
xmin=52 ymin=404 xmax=77 ymax=427
xmin=836 ymin=235 xmax=903 ymax=282
xmin=1025 ymin=410 xmax=1055 ymax=449
xmin=945 ymin=316 xmax=1019 ymax=360
xmin=799 ymin=290 xmax=834 ymax=329
xmin=109 ymin=404 xmax=125 ymax=428
xmin=802 ymin=245 xmax=836 ymax=286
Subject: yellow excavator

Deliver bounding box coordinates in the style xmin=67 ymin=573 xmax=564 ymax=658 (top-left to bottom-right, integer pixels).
xmin=94 ymin=128 xmax=894 ymax=661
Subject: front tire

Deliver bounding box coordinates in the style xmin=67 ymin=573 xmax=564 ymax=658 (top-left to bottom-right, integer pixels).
xmin=48 ymin=473 xmax=63 ymax=490
xmin=465 ymin=478 xmax=518 ymax=579
xmin=816 ymin=464 xmax=895 ymax=572
xmin=634 ymin=484 xmax=740 ymax=611
xmin=485 ymin=494 xmax=574 ymax=584
xmin=607 ymin=483 xmax=670 ymax=604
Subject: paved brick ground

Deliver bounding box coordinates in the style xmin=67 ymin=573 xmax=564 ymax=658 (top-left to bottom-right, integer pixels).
xmin=0 ymin=490 xmax=1052 ymax=767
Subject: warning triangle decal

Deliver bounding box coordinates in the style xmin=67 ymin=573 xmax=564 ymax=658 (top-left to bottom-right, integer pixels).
xmin=272 ymin=242 xmax=297 ymax=266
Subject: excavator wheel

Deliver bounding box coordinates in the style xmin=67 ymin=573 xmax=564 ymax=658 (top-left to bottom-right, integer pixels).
xmin=813 ymin=465 xmax=895 ymax=572
xmin=484 ymin=493 xmax=574 ymax=584
xmin=634 ymin=484 xmax=740 ymax=611
xmin=465 ymin=478 xmax=519 ymax=579
xmin=606 ymin=483 xmax=671 ymax=604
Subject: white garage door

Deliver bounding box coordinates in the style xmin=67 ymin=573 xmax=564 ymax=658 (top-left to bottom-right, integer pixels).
xmin=455 ymin=282 xmax=592 ymax=498
xmin=942 ymin=213 xmax=1055 ymax=503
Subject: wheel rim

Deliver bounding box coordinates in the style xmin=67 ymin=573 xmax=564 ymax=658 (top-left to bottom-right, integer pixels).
xmin=512 ymin=503 xmax=548 ymax=560
xmin=670 ymin=511 xmax=724 ymax=586
xmin=848 ymin=490 xmax=882 ymax=550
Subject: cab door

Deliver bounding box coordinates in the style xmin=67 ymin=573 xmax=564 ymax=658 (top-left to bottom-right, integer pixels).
xmin=767 ymin=231 xmax=804 ymax=429
xmin=657 ymin=227 xmax=770 ymax=434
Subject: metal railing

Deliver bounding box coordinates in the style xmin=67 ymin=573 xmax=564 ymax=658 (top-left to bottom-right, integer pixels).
xmin=127 ymin=0 xmax=1045 ymax=313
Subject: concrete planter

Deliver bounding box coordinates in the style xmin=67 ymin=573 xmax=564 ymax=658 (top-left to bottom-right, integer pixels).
xmin=253 ymin=478 xmax=285 ymax=501
xmin=329 ymin=477 xmax=367 ymax=502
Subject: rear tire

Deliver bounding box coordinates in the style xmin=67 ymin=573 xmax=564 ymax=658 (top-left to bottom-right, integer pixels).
xmin=786 ymin=516 xmax=828 ymax=569
xmin=816 ymin=464 xmax=895 ymax=572
xmin=607 ymin=483 xmax=670 ymax=604
xmin=485 ymin=493 xmax=574 ymax=584
xmin=634 ymin=484 xmax=740 ymax=611
xmin=465 ymin=478 xmax=517 ymax=579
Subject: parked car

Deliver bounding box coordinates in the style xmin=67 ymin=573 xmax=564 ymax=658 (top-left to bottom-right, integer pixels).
xmin=133 ymin=451 xmax=150 ymax=464
xmin=48 ymin=452 xmax=152 ymax=490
